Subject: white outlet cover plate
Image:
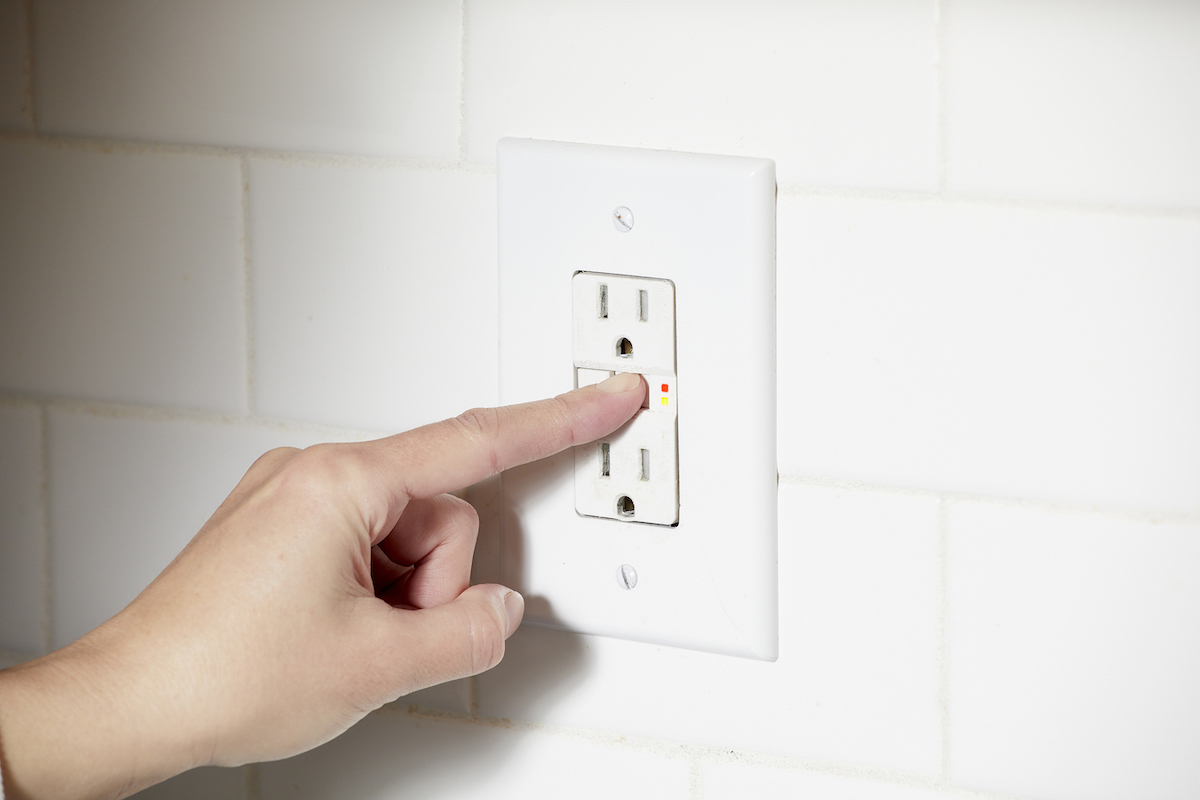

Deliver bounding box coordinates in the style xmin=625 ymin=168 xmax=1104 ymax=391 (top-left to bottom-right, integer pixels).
xmin=497 ymin=138 xmax=777 ymax=660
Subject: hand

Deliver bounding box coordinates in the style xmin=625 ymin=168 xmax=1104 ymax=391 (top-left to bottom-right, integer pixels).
xmin=0 ymin=372 xmax=647 ymax=800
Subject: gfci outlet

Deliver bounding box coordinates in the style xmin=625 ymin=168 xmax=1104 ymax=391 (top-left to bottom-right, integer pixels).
xmin=498 ymin=138 xmax=777 ymax=660
xmin=573 ymin=271 xmax=679 ymax=526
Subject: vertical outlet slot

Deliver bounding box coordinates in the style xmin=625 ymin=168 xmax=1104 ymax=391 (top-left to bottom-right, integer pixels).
xmin=617 ymin=496 xmax=635 ymax=517
xmin=638 ymin=289 xmax=648 ymax=321
xmin=639 ymin=448 xmax=650 ymax=481
xmin=599 ymin=284 xmax=608 ymax=319
xmin=616 ymin=338 xmax=633 ymax=357
xmin=600 ymin=442 xmax=610 ymax=477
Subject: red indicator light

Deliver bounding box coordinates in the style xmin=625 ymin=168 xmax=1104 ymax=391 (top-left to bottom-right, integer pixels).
xmin=661 ymin=383 xmax=669 ymax=392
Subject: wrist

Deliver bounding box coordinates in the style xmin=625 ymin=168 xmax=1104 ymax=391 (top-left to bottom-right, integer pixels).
xmin=0 ymin=621 xmax=199 ymax=800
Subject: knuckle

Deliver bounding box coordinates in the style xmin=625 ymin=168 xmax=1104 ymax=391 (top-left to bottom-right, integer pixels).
xmin=244 ymin=446 xmax=301 ymax=478
xmin=261 ymin=445 xmax=302 ymax=463
xmin=288 ymin=442 xmax=370 ymax=493
xmin=451 ymin=407 xmax=501 ymax=442
xmin=450 ymin=407 xmax=503 ymax=473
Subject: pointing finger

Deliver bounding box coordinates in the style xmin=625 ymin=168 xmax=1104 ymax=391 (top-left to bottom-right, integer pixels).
xmin=385 ymin=372 xmax=645 ymax=501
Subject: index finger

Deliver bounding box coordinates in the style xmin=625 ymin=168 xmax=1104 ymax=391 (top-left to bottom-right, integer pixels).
xmin=384 ymin=371 xmax=646 ymax=500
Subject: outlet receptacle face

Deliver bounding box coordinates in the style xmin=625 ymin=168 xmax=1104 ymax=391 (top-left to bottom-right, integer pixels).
xmin=572 ymin=271 xmax=679 ymax=526
xmin=498 ymin=138 xmax=777 ymax=660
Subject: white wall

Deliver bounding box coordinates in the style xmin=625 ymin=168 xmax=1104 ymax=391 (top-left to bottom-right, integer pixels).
xmin=2 ymin=1 xmax=1199 ymax=798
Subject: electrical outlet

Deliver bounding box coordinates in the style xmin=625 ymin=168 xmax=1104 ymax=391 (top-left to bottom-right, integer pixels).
xmin=498 ymin=138 xmax=777 ymax=660
xmin=572 ymin=271 xmax=679 ymax=526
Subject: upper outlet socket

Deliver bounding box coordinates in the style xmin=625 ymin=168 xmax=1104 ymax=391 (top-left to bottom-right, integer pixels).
xmin=572 ymin=271 xmax=676 ymax=376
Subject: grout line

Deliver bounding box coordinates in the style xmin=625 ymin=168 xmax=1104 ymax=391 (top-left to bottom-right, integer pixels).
xmin=0 ymin=392 xmax=385 ymax=441
xmin=778 ymin=474 xmax=1200 ymax=526
xmin=0 ymin=129 xmax=496 ymax=175
xmin=6 ymin=390 xmax=1196 ymax=526
xmin=0 ymin=128 xmax=1193 ymax=222
xmin=937 ymin=497 xmax=951 ymax=783
xmin=383 ymin=703 xmax=1029 ymax=800
xmin=22 ymin=0 xmax=35 ymax=130
xmin=37 ymin=404 xmax=53 ymax=654
xmin=466 ymin=675 xmax=478 ymax=719
xmin=456 ymin=0 xmax=468 ymax=164
xmin=239 ymin=156 xmax=256 ymax=415
xmin=0 ymin=395 xmax=42 ymax=411
xmin=244 ymin=763 xmax=261 ymax=800
xmin=689 ymin=759 xmax=703 ymax=799
xmin=6 ymin=391 xmax=1195 ymax=526
xmin=935 ymin=0 xmax=948 ymax=194
xmin=776 ymin=182 xmax=1200 ymax=223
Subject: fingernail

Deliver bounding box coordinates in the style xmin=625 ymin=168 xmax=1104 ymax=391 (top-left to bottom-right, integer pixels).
xmin=596 ymin=371 xmax=640 ymax=394
xmin=503 ymin=591 xmax=525 ymax=638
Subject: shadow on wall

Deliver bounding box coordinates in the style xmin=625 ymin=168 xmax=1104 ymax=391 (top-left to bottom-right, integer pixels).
xmin=498 ymin=449 xmax=572 ymax=623
xmin=492 ymin=451 xmax=594 ymax=718
xmin=464 ymin=459 xmax=595 ymax=719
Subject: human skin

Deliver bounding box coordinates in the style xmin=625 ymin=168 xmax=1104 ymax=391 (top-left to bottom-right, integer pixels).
xmin=0 ymin=372 xmax=647 ymax=800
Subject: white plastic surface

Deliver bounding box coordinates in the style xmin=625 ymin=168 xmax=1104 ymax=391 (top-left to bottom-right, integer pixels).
xmin=572 ymin=271 xmax=679 ymax=526
xmin=498 ymin=138 xmax=777 ymax=660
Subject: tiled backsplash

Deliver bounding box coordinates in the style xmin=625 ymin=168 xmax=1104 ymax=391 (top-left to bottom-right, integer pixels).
xmin=1 ymin=1 xmax=1197 ymax=798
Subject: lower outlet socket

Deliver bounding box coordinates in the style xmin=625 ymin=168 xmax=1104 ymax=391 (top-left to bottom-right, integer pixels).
xmin=574 ymin=389 xmax=679 ymax=525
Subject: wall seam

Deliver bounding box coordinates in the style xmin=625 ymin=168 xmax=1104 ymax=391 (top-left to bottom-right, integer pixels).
xmin=466 ymin=675 xmax=479 ymax=719
xmin=776 ymin=183 xmax=1200 ymax=223
xmin=937 ymin=496 xmax=951 ymax=783
xmin=0 ymin=393 xmax=383 ymax=441
xmin=37 ymin=403 xmax=53 ymax=653
xmin=0 ymin=129 xmax=493 ymax=175
xmin=1 ymin=130 xmax=1196 ymax=222
xmin=688 ymin=759 xmax=703 ymax=799
xmin=384 ymin=703 xmax=1030 ymax=799
xmin=21 ymin=0 xmax=36 ymax=129
xmin=6 ymin=391 xmax=1196 ymax=524
xmin=935 ymin=0 xmax=948 ymax=194
xmin=777 ymin=474 xmax=1200 ymax=525
xmin=244 ymin=763 xmax=261 ymax=800
xmin=457 ymin=0 xmax=468 ymax=164
xmin=239 ymin=155 xmax=256 ymax=415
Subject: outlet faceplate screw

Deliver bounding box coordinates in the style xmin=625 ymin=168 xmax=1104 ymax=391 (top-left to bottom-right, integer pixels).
xmin=613 ymin=206 xmax=634 ymax=232
xmin=617 ymin=563 xmax=638 ymax=590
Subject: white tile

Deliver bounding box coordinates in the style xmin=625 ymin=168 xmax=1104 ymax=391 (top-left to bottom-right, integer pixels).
xmin=465 ymin=0 xmax=938 ymax=191
xmin=476 ymin=484 xmax=942 ymax=775
xmin=250 ymin=160 xmax=498 ymax=432
xmin=947 ymin=502 xmax=1200 ymax=800
xmin=0 ymin=405 xmax=44 ymax=652
xmin=778 ymin=195 xmax=1200 ymax=512
xmin=259 ymin=711 xmax=690 ymax=800
xmin=0 ymin=0 xmax=30 ymax=129
xmin=0 ymin=141 xmax=246 ymax=411
xmin=130 ymin=766 xmax=247 ymax=800
xmin=704 ymin=762 xmax=953 ymax=800
xmin=34 ymin=0 xmax=460 ymax=158
xmin=945 ymin=0 xmax=1200 ymax=208
xmin=47 ymin=411 xmax=331 ymax=647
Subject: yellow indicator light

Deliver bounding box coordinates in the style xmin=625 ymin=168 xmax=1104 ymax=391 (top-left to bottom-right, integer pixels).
xmin=661 ymin=397 xmax=669 ymax=406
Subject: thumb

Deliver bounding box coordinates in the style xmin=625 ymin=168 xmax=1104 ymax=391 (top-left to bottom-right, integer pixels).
xmin=368 ymin=584 xmax=525 ymax=698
